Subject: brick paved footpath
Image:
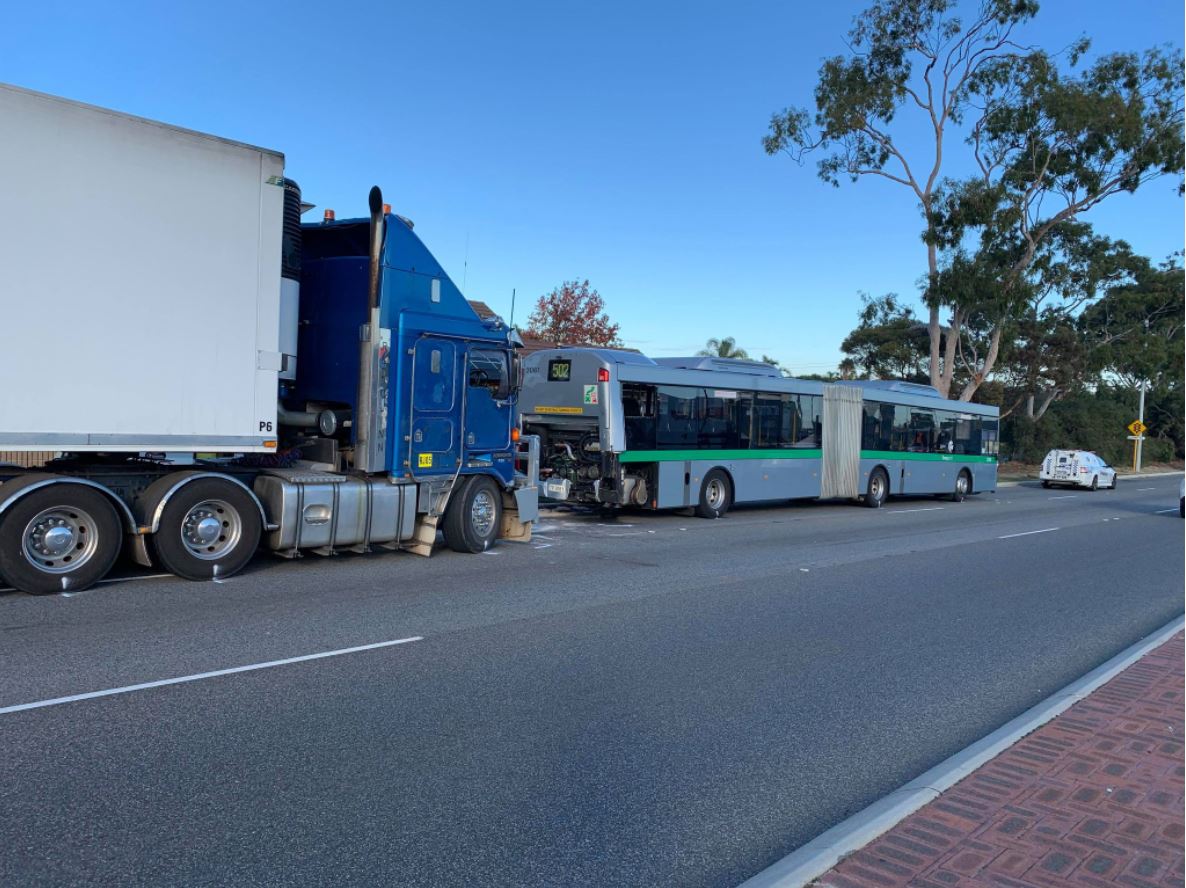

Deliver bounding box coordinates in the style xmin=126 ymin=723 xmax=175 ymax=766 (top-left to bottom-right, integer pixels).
xmin=817 ymin=633 xmax=1184 ymax=888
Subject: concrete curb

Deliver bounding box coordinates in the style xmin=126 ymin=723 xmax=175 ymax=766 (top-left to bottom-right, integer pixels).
xmin=737 ymin=613 xmax=1186 ymax=888
xmin=997 ymin=469 xmax=1182 ymax=488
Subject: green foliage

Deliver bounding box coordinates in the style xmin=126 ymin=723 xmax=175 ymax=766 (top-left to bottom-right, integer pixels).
xmin=1002 ymin=384 xmax=1183 ymax=464
xmin=839 ymin=293 xmax=931 ymax=380
xmin=766 ymin=0 xmax=1185 ymax=400
xmin=698 ymin=337 xmax=749 ymax=359
xmin=1081 ymin=254 xmax=1185 ymax=387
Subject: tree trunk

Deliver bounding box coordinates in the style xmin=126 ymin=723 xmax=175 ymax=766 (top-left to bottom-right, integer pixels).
xmin=940 ymin=312 xmax=959 ymax=397
xmin=1025 ymin=393 xmax=1035 ymax=418
xmin=958 ymin=322 xmax=1003 ymax=401
xmin=926 ymin=240 xmax=943 ymax=394
xmin=1033 ymin=388 xmax=1060 ymax=421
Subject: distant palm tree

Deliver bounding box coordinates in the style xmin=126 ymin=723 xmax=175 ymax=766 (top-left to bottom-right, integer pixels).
xmin=698 ymin=336 xmax=749 ymax=359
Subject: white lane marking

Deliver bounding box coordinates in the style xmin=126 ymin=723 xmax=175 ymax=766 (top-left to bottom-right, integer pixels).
xmin=887 ymin=507 xmax=945 ymax=514
xmin=999 ymin=527 xmax=1060 ymax=539
xmin=1137 ymin=487 xmax=1156 ymax=491
xmin=1154 ymin=508 xmax=1178 ymax=514
xmin=1049 ymin=495 xmax=1077 ymax=500
xmin=532 ymin=543 xmax=553 ymax=549
xmin=0 ymin=636 xmax=423 ymax=717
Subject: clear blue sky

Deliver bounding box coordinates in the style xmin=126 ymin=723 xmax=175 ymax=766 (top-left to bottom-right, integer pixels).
xmin=3 ymin=0 xmax=1181 ymax=374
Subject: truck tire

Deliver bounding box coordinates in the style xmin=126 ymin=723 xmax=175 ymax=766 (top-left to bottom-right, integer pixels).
xmin=149 ymin=477 xmax=261 ymax=580
xmin=0 ymin=485 xmax=122 ymax=595
xmin=863 ymin=468 xmax=889 ymax=508
xmin=443 ymin=476 xmax=502 ymax=553
xmin=694 ymin=469 xmax=732 ymax=519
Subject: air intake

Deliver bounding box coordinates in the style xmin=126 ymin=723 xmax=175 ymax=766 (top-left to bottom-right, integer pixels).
xmin=278 ymin=178 xmax=302 ymax=380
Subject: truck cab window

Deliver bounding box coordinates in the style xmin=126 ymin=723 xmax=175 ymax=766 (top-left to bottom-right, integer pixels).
xmin=468 ymin=350 xmax=509 ymax=399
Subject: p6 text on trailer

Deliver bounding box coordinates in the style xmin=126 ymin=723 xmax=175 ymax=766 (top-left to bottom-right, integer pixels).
xmin=521 ymin=349 xmax=997 ymax=516
xmin=0 ymin=84 xmax=538 ymax=595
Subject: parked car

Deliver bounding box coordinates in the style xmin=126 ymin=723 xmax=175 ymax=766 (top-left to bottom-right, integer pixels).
xmin=1039 ymin=450 xmax=1118 ymax=490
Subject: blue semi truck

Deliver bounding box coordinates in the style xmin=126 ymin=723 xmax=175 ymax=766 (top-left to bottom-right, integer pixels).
xmin=0 ymin=84 xmax=538 ymax=595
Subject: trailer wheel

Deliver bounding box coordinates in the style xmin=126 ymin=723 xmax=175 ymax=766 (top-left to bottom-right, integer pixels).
xmin=443 ymin=476 xmax=503 ymax=553
xmin=0 ymin=485 xmax=122 ymax=595
xmin=694 ymin=469 xmax=732 ymax=519
xmin=864 ymin=468 xmax=889 ymax=508
xmin=150 ymin=478 xmax=261 ymax=580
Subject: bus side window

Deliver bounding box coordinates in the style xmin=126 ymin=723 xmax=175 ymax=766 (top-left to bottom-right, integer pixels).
xmin=908 ymin=409 xmax=935 ymax=452
xmin=623 ymin=385 xmax=656 ymax=450
xmin=795 ymin=394 xmax=822 ymax=447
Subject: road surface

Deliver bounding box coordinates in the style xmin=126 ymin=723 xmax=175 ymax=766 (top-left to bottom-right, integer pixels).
xmin=1 ymin=476 xmax=1181 ymax=886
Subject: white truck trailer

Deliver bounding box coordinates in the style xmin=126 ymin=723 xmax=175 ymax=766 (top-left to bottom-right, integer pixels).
xmin=0 ymin=84 xmax=538 ymax=595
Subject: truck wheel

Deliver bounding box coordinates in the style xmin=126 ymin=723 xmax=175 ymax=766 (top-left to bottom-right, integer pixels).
xmin=694 ymin=469 xmax=732 ymax=519
xmin=0 ymin=485 xmax=122 ymax=595
xmin=864 ymin=468 xmax=889 ymax=508
xmin=443 ymin=476 xmax=503 ymax=553
xmin=1041 ymin=480 xmax=1051 ymax=489
xmin=950 ymin=470 xmax=971 ymax=503
xmin=149 ymin=478 xmax=261 ymax=580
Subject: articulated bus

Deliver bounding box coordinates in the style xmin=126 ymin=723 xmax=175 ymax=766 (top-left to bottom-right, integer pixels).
xmin=521 ymin=348 xmax=999 ymax=517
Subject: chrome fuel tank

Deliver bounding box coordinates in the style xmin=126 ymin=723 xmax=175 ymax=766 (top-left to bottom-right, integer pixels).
xmin=255 ymin=469 xmax=416 ymax=554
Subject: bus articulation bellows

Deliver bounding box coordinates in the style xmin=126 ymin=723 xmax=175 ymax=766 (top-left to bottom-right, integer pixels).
xmin=521 ymin=349 xmax=999 ymax=516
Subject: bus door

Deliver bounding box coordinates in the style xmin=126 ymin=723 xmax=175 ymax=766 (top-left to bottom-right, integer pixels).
xmin=410 ymin=338 xmax=460 ymax=476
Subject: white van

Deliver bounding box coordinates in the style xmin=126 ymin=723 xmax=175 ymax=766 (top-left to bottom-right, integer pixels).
xmin=1039 ymin=450 xmax=1118 ymax=490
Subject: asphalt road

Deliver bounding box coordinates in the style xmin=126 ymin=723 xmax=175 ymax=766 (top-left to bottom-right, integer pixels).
xmin=1 ymin=477 xmax=1182 ymax=887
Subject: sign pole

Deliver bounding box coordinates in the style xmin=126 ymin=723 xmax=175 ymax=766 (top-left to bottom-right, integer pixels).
xmin=1136 ymin=380 xmax=1146 ymax=472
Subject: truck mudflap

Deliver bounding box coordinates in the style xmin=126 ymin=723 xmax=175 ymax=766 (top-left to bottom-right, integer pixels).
xmin=500 ymin=487 xmax=537 ymax=543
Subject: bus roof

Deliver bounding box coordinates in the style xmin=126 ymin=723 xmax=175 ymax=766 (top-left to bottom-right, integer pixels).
xmin=525 ymin=348 xmax=999 ymax=416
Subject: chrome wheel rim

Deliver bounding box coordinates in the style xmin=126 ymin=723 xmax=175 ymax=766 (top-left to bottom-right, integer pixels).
xmin=705 ymin=478 xmax=726 ymax=511
xmin=470 ymin=490 xmax=497 ymax=538
xmin=180 ymin=499 xmax=242 ymax=560
xmin=870 ymin=475 xmax=885 ymax=501
xmin=22 ymin=506 xmax=100 ymax=574
xmin=956 ymin=474 xmax=969 ymax=496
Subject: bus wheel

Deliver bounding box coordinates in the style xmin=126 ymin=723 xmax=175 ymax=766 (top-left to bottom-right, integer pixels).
xmin=695 ymin=470 xmax=732 ymax=519
xmin=150 ymin=478 xmax=262 ymax=581
xmin=444 ymin=476 xmax=503 ymax=552
xmin=0 ymin=485 xmax=122 ymax=595
xmin=950 ymin=470 xmax=971 ymax=503
xmin=864 ymin=469 xmax=889 ymax=509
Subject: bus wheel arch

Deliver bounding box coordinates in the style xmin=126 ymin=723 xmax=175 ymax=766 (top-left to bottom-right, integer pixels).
xmin=695 ymin=468 xmax=733 ymax=519
xmin=864 ymin=467 xmax=889 ymax=509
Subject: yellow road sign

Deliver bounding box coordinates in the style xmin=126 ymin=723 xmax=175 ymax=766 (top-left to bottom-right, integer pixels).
xmin=1127 ymin=419 xmax=1147 ymax=436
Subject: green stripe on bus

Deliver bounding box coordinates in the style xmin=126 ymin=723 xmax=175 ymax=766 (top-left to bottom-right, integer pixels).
xmin=618 ymin=448 xmax=823 ymax=463
xmin=859 ymin=450 xmax=997 ymax=463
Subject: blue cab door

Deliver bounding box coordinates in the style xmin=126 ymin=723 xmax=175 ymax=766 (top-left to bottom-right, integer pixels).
xmin=410 ymin=338 xmax=460 ymax=476
xmin=463 ymin=347 xmax=512 ymax=454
